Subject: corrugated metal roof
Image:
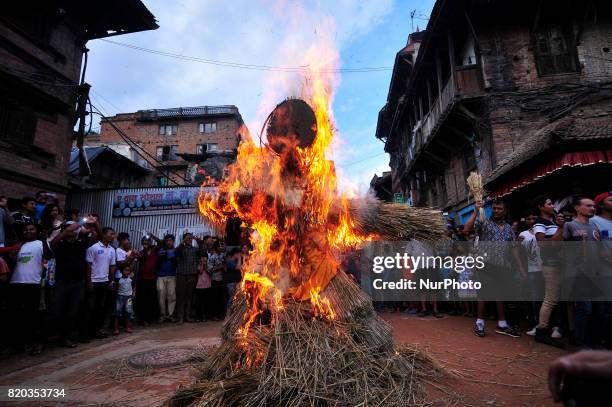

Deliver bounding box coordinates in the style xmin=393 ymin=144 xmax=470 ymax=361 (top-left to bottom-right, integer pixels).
xmin=68 ymin=147 xmax=149 ymax=175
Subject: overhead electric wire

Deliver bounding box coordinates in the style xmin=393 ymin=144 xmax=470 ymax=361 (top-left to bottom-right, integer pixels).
xmin=99 ymin=39 xmax=393 ymax=73
xmin=90 ymin=103 xmax=193 ymax=186
xmin=341 ymin=152 xmax=387 ymax=167
xmin=91 ymin=89 xmax=124 ymax=113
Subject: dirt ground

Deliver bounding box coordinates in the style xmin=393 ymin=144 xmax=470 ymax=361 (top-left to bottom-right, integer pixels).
xmin=0 ymin=312 xmax=566 ymax=406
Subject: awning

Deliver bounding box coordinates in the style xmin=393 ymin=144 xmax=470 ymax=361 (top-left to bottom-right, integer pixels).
xmin=490 ymin=150 xmax=612 ymax=198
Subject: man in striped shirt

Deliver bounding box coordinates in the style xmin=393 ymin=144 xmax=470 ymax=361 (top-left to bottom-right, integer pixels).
xmin=533 ymin=195 xmax=565 ymax=347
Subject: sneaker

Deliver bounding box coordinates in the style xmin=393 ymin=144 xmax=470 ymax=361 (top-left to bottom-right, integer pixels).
xmin=61 ymin=339 xmax=77 ymax=348
xmin=95 ymin=330 xmax=108 ymax=339
xmin=535 ymin=328 xmax=564 ymax=348
xmin=526 ymin=326 xmax=537 ymax=336
xmin=432 ymin=311 xmax=443 ymax=319
xmin=495 ymin=325 xmax=521 ymax=338
xmin=474 ymin=323 xmax=485 ymax=337
xmin=417 ymin=310 xmax=430 ymax=318
xmin=551 ymin=327 xmax=562 ymax=339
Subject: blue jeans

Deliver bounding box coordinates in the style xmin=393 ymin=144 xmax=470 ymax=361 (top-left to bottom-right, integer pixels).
xmin=226 ymin=282 xmax=238 ymax=310
xmin=115 ymin=295 xmax=133 ymax=317
xmin=574 ymin=301 xmax=605 ymax=349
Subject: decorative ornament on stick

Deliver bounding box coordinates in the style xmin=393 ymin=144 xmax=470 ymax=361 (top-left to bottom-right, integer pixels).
xmin=467 ymin=171 xmax=486 ymax=222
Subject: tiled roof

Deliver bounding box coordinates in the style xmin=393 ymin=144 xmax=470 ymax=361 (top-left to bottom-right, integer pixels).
xmin=486 ymin=117 xmax=612 ymax=184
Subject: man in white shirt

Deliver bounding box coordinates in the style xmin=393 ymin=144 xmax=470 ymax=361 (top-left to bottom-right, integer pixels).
xmin=8 ymin=223 xmax=51 ymax=354
xmin=86 ymin=227 xmax=116 ymax=338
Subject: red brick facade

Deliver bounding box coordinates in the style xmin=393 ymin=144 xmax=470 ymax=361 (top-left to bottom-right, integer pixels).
xmin=0 ymin=2 xmax=156 ymax=207
xmin=0 ymin=19 xmax=83 ymax=206
xmin=376 ymin=0 xmax=612 ymax=217
xmin=91 ymin=107 xmax=243 ymax=186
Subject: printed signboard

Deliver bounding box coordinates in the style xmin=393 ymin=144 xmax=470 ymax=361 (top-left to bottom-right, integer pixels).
xmin=112 ymin=188 xmax=202 ymax=217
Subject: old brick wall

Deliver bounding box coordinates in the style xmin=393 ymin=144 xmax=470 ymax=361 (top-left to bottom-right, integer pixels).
xmin=94 ymin=112 xmax=242 ymax=186
xmin=0 ymin=20 xmax=83 ymax=202
xmin=97 ymin=115 xmax=241 ymax=158
xmin=477 ymin=18 xmax=612 ymax=171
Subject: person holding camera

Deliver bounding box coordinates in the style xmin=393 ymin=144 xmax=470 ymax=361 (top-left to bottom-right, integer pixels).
xmin=0 ymin=196 xmax=15 ymax=248
xmin=49 ymin=218 xmax=100 ymax=347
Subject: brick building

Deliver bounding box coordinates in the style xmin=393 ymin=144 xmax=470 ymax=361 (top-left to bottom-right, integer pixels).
xmin=0 ymin=1 xmax=157 ymax=206
xmin=376 ymin=0 xmax=612 ymax=223
xmin=89 ymin=105 xmax=244 ymax=186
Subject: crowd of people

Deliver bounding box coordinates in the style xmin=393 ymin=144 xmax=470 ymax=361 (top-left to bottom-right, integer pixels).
xmin=0 ymin=192 xmax=246 ymax=357
xmin=1 ymin=189 xmax=611 ymax=358
xmin=370 ymin=191 xmax=612 ymax=351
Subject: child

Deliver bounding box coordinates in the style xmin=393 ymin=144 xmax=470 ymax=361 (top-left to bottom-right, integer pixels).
xmin=114 ymin=265 xmax=135 ymax=335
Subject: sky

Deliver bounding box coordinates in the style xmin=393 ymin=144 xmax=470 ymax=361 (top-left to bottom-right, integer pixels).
xmin=86 ymin=0 xmax=436 ymax=194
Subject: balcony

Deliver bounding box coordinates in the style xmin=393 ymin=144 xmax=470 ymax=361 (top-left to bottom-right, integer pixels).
xmin=406 ymin=65 xmax=484 ymax=170
xmin=137 ymin=105 xmax=239 ymax=121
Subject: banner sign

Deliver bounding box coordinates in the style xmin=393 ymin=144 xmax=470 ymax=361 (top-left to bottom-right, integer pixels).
xmin=112 ymin=188 xmax=205 ymax=217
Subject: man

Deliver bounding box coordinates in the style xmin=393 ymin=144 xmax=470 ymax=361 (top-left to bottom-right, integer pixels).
xmin=518 ymin=209 xmax=543 ymax=337
xmin=175 ymin=233 xmax=206 ymax=324
xmin=224 ymin=247 xmax=242 ymax=310
xmin=208 ymin=240 xmax=226 ymax=321
xmin=590 ymin=191 xmax=612 ymax=359
xmin=533 ymin=196 xmax=566 ymax=347
xmin=151 ymin=233 xmax=177 ymax=322
xmin=564 ymin=197 xmax=601 ymax=349
xmin=0 ymin=196 xmax=15 ymax=247
xmin=8 ymin=223 xmax=52 ymax=355
xmin=34 ymin=191 xmax=48 ymax=222
xmin=465 ymin=199 xmax=526 ymax=338
xmin=11 ymin=197 xmax=36 ymax=240
xmin=86 ymin=227 xmax=117 ymax=339
xmin=591 ymin=191 xmax=612 ymax=262
xmin=50 ymin=219 xmax=100 ymax=347
xmin=136 ymin=236 xmax=158 ymax=326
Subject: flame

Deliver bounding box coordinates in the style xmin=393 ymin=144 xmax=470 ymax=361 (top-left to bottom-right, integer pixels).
xmin=197 ymin=18 xmax=368 ymax=367
xmin=310 ymin=287 xmax=335 ymax=320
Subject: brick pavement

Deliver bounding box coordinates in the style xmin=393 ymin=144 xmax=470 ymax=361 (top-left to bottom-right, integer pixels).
xmin=0 ymin=314 xmax=566 ymax=406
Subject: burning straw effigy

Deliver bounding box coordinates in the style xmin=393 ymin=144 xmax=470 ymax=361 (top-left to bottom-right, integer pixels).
xmin=167 ymin=96 xmax=448 ymax=407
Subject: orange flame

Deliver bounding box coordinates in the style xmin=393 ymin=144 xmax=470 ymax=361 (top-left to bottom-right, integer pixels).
xmin=197 ymin=24 xmax=368 ymax=366
xmin=310 ymin=287 xmax=335 ymax=320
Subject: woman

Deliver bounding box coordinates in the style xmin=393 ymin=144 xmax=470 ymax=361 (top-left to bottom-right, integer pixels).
xmin=40 ymin=204 xmax=62 ymax=241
